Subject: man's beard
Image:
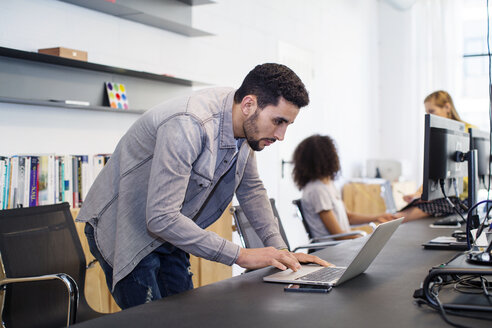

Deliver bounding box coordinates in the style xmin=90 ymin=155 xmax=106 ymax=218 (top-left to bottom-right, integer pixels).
xmin=243 ymin=109 xmax=275 ymax=151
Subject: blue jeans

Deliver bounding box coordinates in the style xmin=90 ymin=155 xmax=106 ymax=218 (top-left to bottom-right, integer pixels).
xmin=84 ymin=223 xmax=194 ymax=309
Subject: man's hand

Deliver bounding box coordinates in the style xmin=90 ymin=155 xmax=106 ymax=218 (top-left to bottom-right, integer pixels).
xmin=235 ymin=247 xmax=332 ymax=272
xmin=291 ymin=252 xmax=332 ymax=267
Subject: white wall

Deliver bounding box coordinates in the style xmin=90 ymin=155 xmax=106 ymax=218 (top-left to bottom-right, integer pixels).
xmin=377 ymin=2 xmax=423 ymax=183
xmin=0 ymin=0 xmax=383 ymax=252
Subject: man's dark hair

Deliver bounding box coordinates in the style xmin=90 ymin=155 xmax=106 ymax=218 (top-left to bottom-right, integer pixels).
xmin=292 ymin=134 xmax=340 ymax=189
xmin=234 ymin=63 xmax=309 ymax=109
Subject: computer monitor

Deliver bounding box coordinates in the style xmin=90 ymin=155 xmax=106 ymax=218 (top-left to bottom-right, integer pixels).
xmin=469 ymin=127 xmax=491 ymax=191
xmin=422 ymin=114 xmax=470 ymax=202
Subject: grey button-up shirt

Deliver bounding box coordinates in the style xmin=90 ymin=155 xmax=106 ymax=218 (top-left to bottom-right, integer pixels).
xmin=76 ymin=87 xmax=287 ymax=289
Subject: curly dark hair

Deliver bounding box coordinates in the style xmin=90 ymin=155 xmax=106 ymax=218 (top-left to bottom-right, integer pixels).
xmin=234 ymin=63 xmax=309 ymax=109
xmin=292 ymin=134 xmax=341 ymax=189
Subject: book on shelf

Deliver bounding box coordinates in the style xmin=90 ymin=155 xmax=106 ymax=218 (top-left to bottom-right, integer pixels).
xmin=8 ymin=156 xmax=19 ymax=209
xmin=22 ymin=156 xmax=31 ymax=208
xmin=0 ymin=153 xmax=111 ymax=210
xmin=72 ymin=156 xmax=79 ymax=208
xmin=17 ymin=156 xmax=26 ymax=208
xmin=93 ymin=154 xmax=111 ymax=180
xmin=37 ymin=154 xmax=56 ymax=206
xmin=63 ymin=155 xmax=73 ymax=208
xmin=29 ymin=156 xmax=39 ymax=207
xmin=0 ymin=156 xmax=7 ymax=210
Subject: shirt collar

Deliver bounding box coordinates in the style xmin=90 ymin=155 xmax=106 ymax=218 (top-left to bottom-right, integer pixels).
xmin=219 ymin=90 xmax=237 ymax=149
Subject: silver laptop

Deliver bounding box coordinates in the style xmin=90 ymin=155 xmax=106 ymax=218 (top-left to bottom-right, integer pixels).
xmin=263 ymin=217 xmax=404 ymax=286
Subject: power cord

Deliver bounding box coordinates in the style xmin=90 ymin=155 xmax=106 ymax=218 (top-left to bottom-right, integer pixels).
xmin=431 ymin=276 xmax=471 ymax=328
xmin=440 ymin=178 xmax=467 ymax=224
xmin=415 ymin=274 xmax=492 ymax=327
xmin=465 ymin=200 xmax=492 ymax=249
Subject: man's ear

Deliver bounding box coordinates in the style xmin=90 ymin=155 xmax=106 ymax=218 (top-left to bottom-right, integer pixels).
xmin=240 ymin=95 xmax=258 ymax=116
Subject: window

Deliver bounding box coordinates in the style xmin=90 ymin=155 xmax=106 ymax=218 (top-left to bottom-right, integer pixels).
xmin=459 ymin=0 xmax=490 ymax=131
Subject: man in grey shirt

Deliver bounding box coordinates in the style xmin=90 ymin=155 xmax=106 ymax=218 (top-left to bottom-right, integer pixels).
xmin=77 ymin=63 xmax=329 ymax=309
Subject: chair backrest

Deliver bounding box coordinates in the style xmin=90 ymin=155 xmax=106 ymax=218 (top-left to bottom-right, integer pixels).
xmin=0 ymin=203 xmax=90 ymax=328
xmin=232 ymin=199 xmax=290 ymax=250
xmin=292 ymin=199 xmax=317 ymax=240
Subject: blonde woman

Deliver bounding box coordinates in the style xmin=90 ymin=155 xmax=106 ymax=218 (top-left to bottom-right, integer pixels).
xmin=399 ymin=90 xmax=475 ymax=221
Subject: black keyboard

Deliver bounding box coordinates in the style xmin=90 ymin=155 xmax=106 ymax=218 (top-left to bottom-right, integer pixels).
xmin=298 ymin=267 xmax=345 ymax=282
xmin=433 ymin=216 xmax=461 ymax=226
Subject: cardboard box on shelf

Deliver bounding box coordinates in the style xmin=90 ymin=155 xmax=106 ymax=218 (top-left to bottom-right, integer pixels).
xmin=38 ymin=47 xmax=88 ymax=62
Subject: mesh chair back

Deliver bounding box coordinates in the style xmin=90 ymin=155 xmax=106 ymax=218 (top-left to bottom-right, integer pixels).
xmin=0 ymin=203 xmax=93 ymax=328
xmin=292 ymin=199 xmax=315 ymax=240
xmin=269 ymin=199 xmax=290 ymax=250
xmin=232 ymin=199 xmax=290 ymax=250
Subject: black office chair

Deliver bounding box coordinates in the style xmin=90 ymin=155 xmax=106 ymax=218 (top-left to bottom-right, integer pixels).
xmin=0 ymin=203 xmax=103 ymax=328
xmin=231 ymin=198 xmax=340 ymax=253
xmin=292 ymin=199 xmax=368 ymax=243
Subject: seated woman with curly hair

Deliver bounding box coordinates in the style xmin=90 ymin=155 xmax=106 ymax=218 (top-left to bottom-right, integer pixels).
xmin=292 ymin=134 xmax=397 ymax=240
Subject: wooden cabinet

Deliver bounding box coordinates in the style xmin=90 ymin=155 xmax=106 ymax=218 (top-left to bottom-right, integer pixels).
xmin=71 ymin=204 xmax=233 ymax=313
xmin=342 ymin=180 xmax=417 ymax=215
xmin=343 ymin=182 xmax=387 ymax=215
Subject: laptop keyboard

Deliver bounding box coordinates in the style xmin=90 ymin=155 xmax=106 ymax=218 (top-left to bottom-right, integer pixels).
xmin=298 ymin=267 xmax=345 ymax=282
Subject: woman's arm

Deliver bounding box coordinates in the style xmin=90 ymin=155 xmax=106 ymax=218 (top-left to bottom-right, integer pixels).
xmin=346 ymin=211 xmax=395 ymax=225
xmin=319 ymin=210 xmax=358 ymax=240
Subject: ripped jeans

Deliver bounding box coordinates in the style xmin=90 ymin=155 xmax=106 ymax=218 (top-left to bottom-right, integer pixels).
xmin=84 ymin=223 xmax=194 ymax=310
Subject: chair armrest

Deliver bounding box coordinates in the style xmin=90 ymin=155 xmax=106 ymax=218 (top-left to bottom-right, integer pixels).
xmin=311 ymin=230 xmax=367 ymax=243
xmin=292 ymin=240 xmax=342 ymax=252
xmin=0 ymin=273 xmax=79 ymax=327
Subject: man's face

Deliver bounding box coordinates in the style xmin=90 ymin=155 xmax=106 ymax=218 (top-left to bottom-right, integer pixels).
xmin=243 ymin=97 xmax=300 ymax=151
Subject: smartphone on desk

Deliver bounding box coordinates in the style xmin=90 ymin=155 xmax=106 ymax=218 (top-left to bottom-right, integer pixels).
xmin=284 ymin=284 xmax=332 ymax=293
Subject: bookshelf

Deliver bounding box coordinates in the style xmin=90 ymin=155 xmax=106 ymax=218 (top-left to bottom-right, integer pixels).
xmin=0 ymin=46 xmax=208 ymax=114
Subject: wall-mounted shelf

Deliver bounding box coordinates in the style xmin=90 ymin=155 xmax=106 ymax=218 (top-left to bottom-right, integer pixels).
xmin=0 ymin=47 xmax=198 ymax=86
xmin=59 ymin=0 xmax=215 ymax=37
xmin=0 ymin=47 xmax=208 ymax=114
xmin=0 ymin=96 xmax=146 ymax=115
xmin=176 ymin=0 xmax=216 ymax=5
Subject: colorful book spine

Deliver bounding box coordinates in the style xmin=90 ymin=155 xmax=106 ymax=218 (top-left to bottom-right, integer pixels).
xmin=72 ymin=156 xmax=79 ymax=208
xmin=17 ymin=156 xmax=26 ymax=208
xmin=23 ymin=156 xmax=31 ymax=207
xmin=64 ymin=155 xmax=73 ymax=208
xmin=37 ymin=155 xmax=49 ymax=206
xmin=29 ymin=156 xmax=39 ymax=207
xmin=47 ymin=154 xmax=55 ymax=205
xmin=80 ymin=155 xmax=90 ymax=201
xmin=8 ymin=156 xmax=19 ymax=209
xmin=56 ymin=156 xmax=63 ymax=203
xmin=0 ymin=157 xmax=6 ymax=210
xmin=3 ymin=157 xmax=10 ymax=209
